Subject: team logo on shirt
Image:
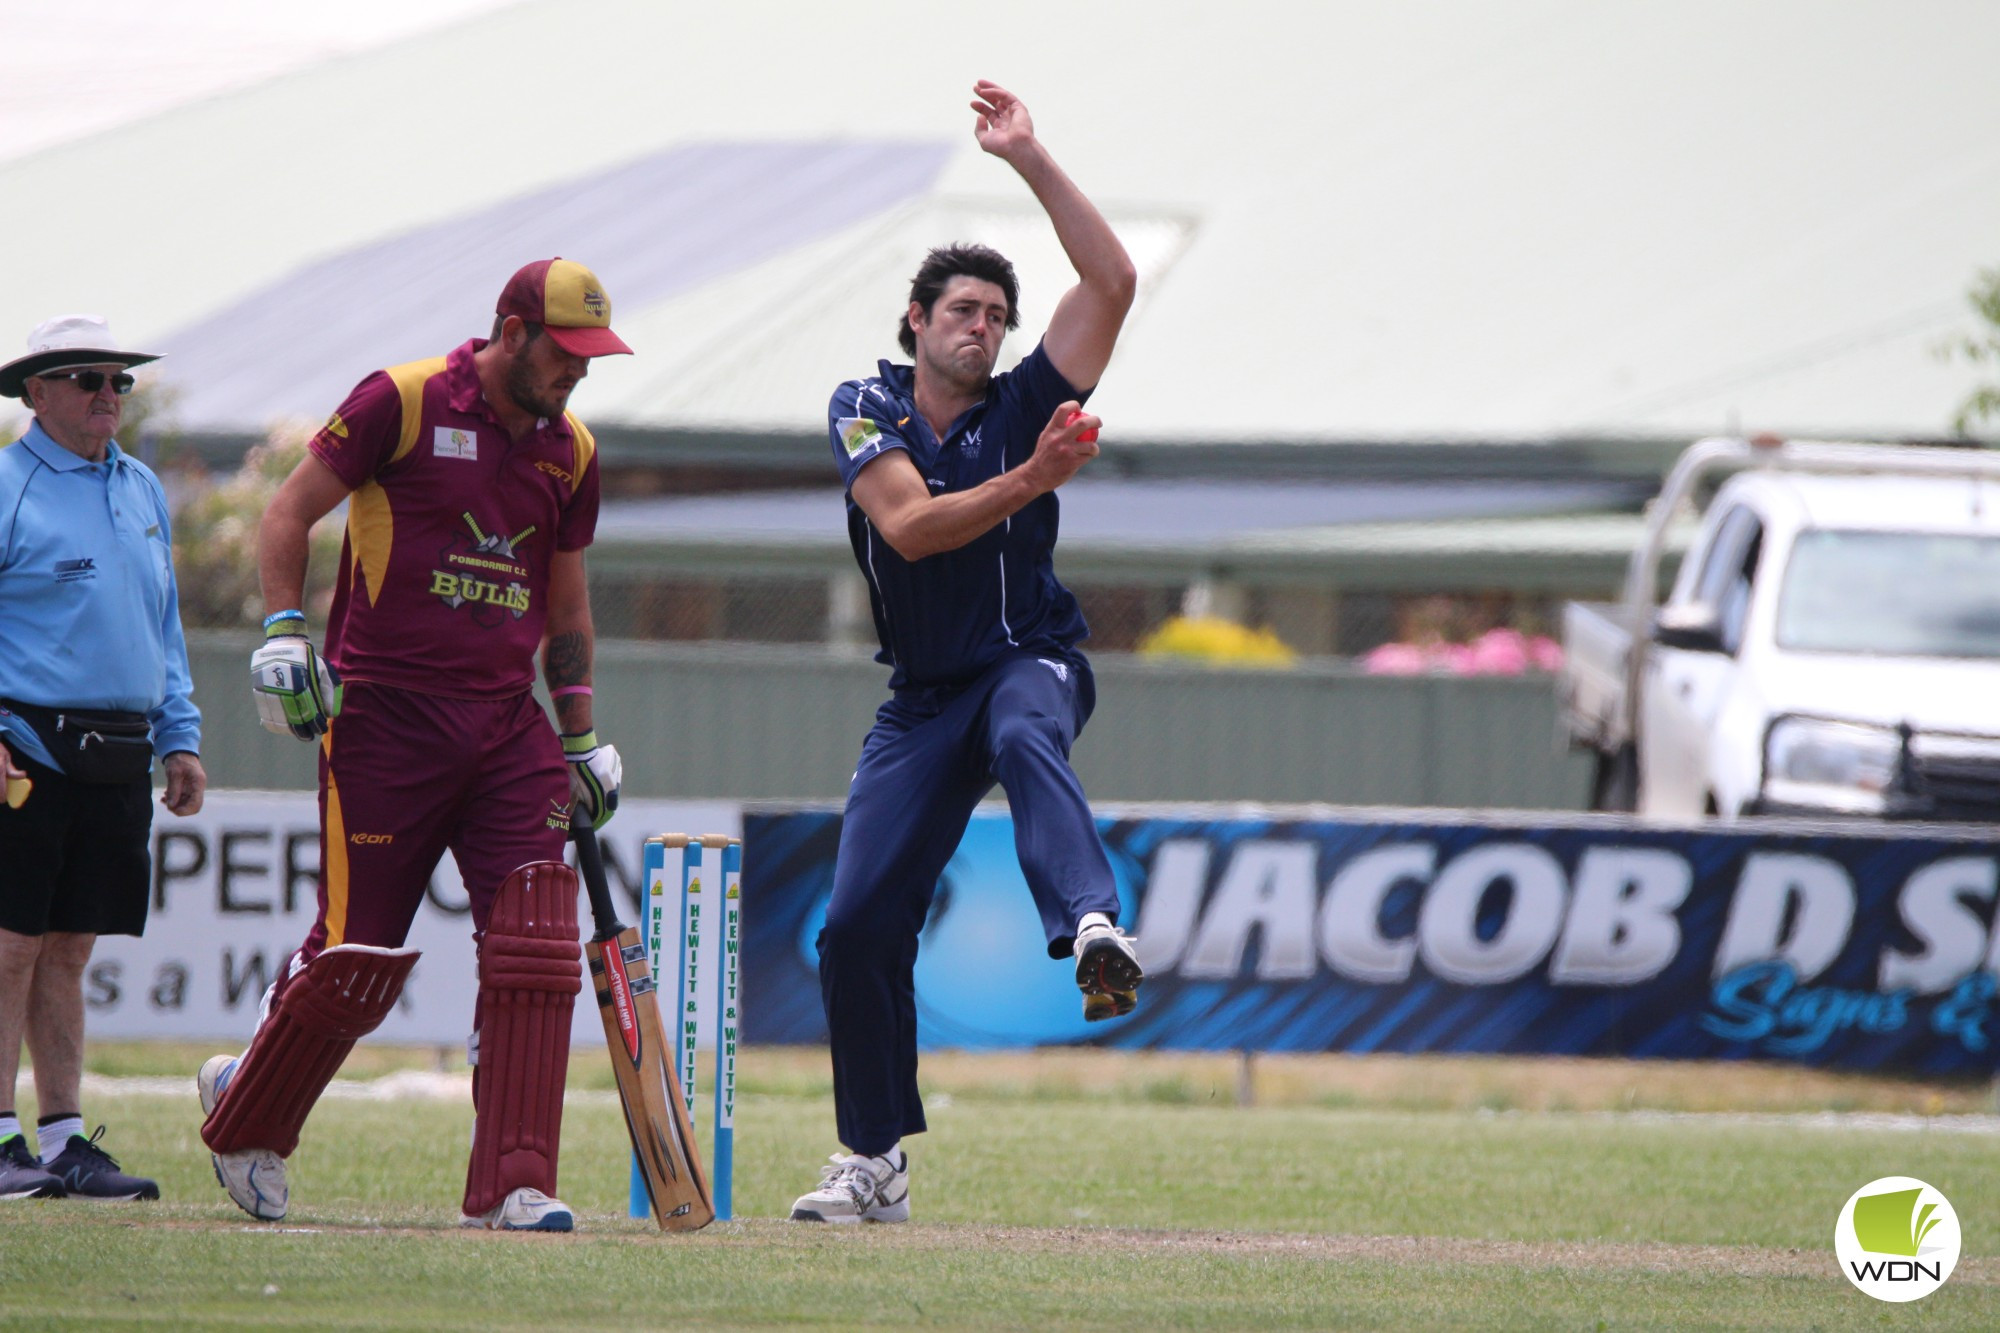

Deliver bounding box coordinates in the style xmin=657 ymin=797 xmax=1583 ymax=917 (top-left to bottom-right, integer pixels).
xmin=54 ymin=558 xmax=97 ymax=583
xmin=434 ymin=426 xmax=479 ymax=460
xmin=546 ymin=799 xmax=573 ymax=832
xmin=838 ymin=417 xmax=882 ymax=458
xmin=321 ymin=412 xmax=349 ymax=442
xmin=428 ymin=512 xmax=534 ymax=624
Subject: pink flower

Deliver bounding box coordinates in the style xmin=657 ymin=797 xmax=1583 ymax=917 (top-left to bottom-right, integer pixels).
xmin=1365 ymin=632 xmax=1564 ymax=674
xmin=1363 ymin=643 xmax=1430 ymax=674
xmin=1434 ymin=643 xmax=1479 ymax=674
xmin=1465 ymin=629 xmax=1530 ymax=675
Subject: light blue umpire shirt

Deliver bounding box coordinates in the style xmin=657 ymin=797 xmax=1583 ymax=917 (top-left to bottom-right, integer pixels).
xmin=0 ymin=419 xmax=201 ymax=772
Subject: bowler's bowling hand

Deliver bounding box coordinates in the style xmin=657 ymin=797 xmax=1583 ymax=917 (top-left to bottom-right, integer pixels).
xmin=1022 ymin=400 xmax=1102 ymax=494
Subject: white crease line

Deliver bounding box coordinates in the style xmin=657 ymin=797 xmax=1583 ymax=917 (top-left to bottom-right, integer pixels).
xmin=1479 ymin=1108 xmax=2000 ymax=1135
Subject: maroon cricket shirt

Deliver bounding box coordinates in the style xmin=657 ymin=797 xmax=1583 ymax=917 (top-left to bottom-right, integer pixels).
xmin=307 ymin=338 xmax=601 ymax=698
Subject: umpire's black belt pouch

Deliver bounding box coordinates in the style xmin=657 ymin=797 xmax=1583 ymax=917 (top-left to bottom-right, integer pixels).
xmin=0 ymin=699 xmax=154 ymax=785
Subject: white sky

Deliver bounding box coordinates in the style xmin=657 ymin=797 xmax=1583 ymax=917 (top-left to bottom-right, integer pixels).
xmin=0 ymin=1 xmax=518 ymax=162
xmin=3 ymin=0 xmax=1996 ymax=442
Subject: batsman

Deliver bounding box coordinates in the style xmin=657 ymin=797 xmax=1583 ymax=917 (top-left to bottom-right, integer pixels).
xmin=196 ymin=259 xmax=628 ymax=1231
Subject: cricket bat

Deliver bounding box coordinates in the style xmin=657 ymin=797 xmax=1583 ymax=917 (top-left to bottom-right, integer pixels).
xmin=575 ymin=822 xmax=715 ymax=1231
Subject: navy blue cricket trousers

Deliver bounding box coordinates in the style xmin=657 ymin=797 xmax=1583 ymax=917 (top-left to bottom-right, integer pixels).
xmin=819 ymin=649 xmax=1121 ymax=1155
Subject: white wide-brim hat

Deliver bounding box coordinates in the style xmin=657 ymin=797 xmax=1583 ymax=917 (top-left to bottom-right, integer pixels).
xmin=0 ymin=314 xmax=163 ymax=399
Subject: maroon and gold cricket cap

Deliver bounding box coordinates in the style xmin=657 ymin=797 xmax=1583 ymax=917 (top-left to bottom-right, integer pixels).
xmin=495 ymin=257 xmax=633 ymax=357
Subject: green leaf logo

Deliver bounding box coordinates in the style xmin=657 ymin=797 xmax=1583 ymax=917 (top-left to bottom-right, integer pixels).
xmin=1851 ymin=1188 xmax=1941 ymax=1257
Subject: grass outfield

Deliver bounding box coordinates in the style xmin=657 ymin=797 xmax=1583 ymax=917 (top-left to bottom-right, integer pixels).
xmin=2 ymin=1047 xmax=1995 ymax=1330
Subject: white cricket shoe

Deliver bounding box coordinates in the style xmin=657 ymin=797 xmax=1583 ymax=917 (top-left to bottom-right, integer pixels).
xmin=197 ymin=1055 xmax=289 ymax=1222
xmin=461 ymin=1186 xmax=574 ymax=1232
xmin=1074 ymin=918 xmax=1143 ymax=1022
xmin=789 ymin=1150 xmax=909 ymax=1223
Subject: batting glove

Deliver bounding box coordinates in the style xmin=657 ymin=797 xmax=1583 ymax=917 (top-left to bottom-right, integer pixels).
xmin=562 ymin=729 xmax=622 ymax=829
xmin=250 ymin=618 xmax=343 ymax=741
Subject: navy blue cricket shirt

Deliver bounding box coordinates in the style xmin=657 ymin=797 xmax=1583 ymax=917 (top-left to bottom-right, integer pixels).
xmin=828 ymin=342 xmax=1091 ymax=692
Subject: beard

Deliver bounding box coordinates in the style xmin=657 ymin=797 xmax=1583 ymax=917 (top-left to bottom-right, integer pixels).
xmin=505 ymin=355 xmax=572 ymax=421
xmin=922 ymin=340 xmax=992 ymax=396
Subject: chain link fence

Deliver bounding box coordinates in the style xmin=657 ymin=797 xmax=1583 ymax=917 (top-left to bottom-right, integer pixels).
xmin=578 ymin=572 xmax=1562 ymax=665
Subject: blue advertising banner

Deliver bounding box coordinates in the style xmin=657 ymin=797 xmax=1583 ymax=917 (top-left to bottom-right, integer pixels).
xmin=743 ymin=808 xmax=2000 ymax=1074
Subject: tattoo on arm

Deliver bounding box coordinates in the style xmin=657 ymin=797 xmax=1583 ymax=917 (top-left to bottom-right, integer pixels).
xmin=545 ymin=631 xmax=589 ymax=688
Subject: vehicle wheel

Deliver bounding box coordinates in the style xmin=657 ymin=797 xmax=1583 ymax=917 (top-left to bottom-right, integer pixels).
xmin=1589 ymin=745 xmax=1638 ymax=812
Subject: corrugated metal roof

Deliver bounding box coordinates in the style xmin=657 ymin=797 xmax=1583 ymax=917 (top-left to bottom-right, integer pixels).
xmin=155 ymin=141 xmax=952 ymax=429
xmin=584 ymin=485 xmax=1692 ymax=594
xmin=594 ymin=478 xmax=1640 ymax=548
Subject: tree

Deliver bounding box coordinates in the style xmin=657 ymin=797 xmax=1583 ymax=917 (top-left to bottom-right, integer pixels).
xmin=1944 ymin=266 xmax=2000 ymax=436
xmin=171 ymin=424 xmax=342 ymax=628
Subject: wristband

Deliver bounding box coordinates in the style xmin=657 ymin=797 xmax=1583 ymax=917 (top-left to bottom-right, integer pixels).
xmin=550 ymin=686 xmax=593 ymax=699
xmin=262 ymin=610 xmax=307 ymax=638
xmin=561 ymin=729 xmax=600 ymax=755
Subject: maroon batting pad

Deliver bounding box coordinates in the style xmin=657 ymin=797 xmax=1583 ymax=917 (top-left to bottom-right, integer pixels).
xmin=201 ymin=944 xmax=420 ymax=1155
xmin=463 ymin=860 xmax=582 ymax=1216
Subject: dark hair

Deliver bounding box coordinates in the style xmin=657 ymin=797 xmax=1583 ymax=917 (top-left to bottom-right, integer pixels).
xmin=898 ymin=244 xmax=1019 ymax=356
xmin=490 ymin=315 xmax=544 ymax=343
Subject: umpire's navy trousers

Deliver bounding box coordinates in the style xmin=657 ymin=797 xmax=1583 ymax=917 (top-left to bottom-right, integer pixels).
xmin=819 ymin=649 xmax=1120 ymax=1155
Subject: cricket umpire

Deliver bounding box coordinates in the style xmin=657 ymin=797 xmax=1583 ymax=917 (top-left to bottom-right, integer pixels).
xmin=790 ymin=82 xmax=1142 ymax=1224
xmin=195 ymin=260 xmax=627 ymax=1231
xmin=0 ymin=316 xmax=206 ymax=1202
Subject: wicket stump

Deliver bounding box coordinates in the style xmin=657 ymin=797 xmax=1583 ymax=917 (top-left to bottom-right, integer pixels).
xmin=631 ymin=833 xmax=741 ymax=1220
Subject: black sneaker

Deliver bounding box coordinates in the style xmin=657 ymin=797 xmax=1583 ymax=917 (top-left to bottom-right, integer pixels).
xmin=44 ymin=1126 xmax=158 ymax=1201
xmin=0 ymin=1134 xmax=64 ymax=1199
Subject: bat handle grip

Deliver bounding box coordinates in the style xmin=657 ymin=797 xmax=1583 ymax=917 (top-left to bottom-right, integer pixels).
xmin=573 ymin=820 xmax=625 ymax=940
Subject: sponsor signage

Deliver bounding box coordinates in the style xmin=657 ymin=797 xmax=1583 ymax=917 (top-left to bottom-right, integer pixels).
xmin=89 ymin=792 xmax=738 ymax=1047
xmin=742 ymin=809 xmax=2000 ymax=1073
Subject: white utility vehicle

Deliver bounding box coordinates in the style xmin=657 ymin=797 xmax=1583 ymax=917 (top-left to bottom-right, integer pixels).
xmin=1560 ymin=436 xmax=2000 ymax=819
